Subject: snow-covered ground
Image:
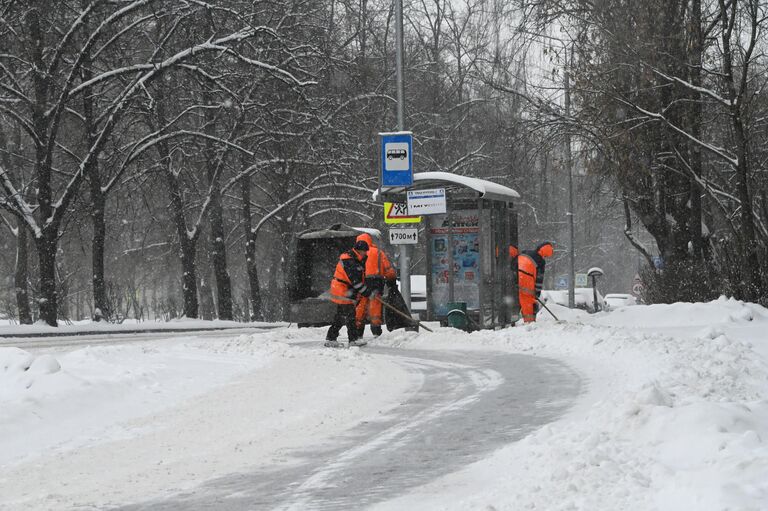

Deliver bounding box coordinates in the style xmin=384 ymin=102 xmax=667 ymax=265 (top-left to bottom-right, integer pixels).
xmin=2 ymin=297 xmax=767 ymax=510
xmin=0 ymin=317 xmax=282 ymax=336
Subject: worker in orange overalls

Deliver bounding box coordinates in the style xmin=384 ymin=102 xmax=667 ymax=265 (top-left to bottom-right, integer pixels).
xmin=326 ymin=240 xmax=372 ymax=347
xmin=513 ymin=242 xmax=554 ymax=323
xmin=354 ymin=232 xmax=397 ymax=337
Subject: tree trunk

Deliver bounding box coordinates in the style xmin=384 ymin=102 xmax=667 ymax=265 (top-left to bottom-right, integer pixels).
xmin=91 ymin=195 xmax=108 ymax=319
xmin=164 ymin=163 xmax=199 ymax=318
xmin=1 ymin=117 xmax=32 ymax=325
xmin=206 ymin=158 xmax=233 ymax=319
xmin=82 ymin=24 xmax=109 ymax=320
xmin=36 ymin=232 xmax=58 ymax=326
xmin=14 ymin=219 xmax=32 ymax=324
xmin=29 ymin=3 xmax=57 ymax=326
xmin=156 ymin=89 xmax=199 ymax=318
xmin=180 ymin=238 xmax=199 ymax=318
xmin=688 ymin=0 xmax=705 ymax=260
xmin=199 ymin=274 xmax=215 ymax=321
xmin=240 ymin=174 xmax=263 ymax=321
xmin=720 ymin=0 xmax=760 ymax=299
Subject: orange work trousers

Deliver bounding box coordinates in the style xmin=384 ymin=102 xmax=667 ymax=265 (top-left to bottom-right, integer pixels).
xmin=355 ymin=291 xmax=383 ymax=328
xmin=519 ymin=291 xmax=537 ymax=323
xmin=518 ymin=268 xmax=538 ymax=323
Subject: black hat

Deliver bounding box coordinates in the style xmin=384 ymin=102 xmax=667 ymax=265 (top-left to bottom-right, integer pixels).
xmin=354 ymin=240 xmax=369 ymax=251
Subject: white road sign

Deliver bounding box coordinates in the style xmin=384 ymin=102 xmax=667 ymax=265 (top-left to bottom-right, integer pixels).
xmin=389 ymin=228 xmax=418 ymax=245
xmin=407 ymin=188 xmax=446 ymax=215
xmin=575 ymin=273 xmax=588 ymax=287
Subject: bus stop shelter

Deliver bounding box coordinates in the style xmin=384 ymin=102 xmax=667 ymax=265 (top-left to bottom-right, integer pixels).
xmin=380 ymin=171 xmax=520 ymax=329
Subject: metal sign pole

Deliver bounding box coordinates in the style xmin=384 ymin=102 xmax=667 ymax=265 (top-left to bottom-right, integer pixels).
xmin=565 ymin=55 xmax=576 ymax=309
xmin=395 ymin=0 xmax=410 ymax=310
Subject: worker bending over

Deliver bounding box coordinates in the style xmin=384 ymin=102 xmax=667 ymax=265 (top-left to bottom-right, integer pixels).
xmin=514 ymin=242 xmax=554 ymax=323
xmin=326 ymin=240 xmax=372 ymax=347
xmin=354 ymin=233 xmax=397 ymax=337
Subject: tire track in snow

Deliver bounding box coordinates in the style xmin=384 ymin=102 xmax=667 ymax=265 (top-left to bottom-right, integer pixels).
xmin=115 ymin=348 xmax=581 ymax=511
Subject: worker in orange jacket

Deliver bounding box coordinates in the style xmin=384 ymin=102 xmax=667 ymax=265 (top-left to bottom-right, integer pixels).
xmin=326 ymin=240 xmax=372 ymax=347
xmin=512 ymin=242 xmax=554 ymax=323
xmin=354 ymin=232 xmax=397 ymax=337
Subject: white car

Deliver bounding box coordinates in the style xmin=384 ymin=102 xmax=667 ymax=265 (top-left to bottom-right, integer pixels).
xmin=541 ymin=288 xmax=604 ymax=313
xmin=603 ymin=293 xmax=638 ymax=311
xmin=396 ymin=275 xmax=427 ymax=312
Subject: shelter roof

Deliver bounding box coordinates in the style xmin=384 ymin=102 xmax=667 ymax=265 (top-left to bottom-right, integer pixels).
xmin=297 ymin=224 xmax=382 ymax=240
xmin=374 ymin=171 xmax=520 ymax=202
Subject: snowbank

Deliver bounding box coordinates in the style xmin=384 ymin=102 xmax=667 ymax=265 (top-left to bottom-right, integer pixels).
xmin=373 ymin=297 xmax=768 ymax=510
xmin=0 ymin=329 xmax=415 ymax=510
xmin=0 ymin=318 xmax=282 ymax=336
xmin=2 ymin=297 xmax=768 ymax=510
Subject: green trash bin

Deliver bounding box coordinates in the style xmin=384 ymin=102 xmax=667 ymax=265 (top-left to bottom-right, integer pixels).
xmin=446 ymin=302 xmax=469 ymax=331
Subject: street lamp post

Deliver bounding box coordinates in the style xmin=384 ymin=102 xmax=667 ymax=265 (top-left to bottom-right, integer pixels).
xmin=394 ymin=0 xmax=411 ymax=310
xmin=564 ymin=58 xmax=575 ymax=309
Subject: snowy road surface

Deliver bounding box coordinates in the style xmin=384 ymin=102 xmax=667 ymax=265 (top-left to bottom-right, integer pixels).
xmin=116 ymin=347 xmax=580 ymax=510
xmin=3 ymin=297 xmax=768 ymax=510
xmin=0 ymin=326 xmax=277 ymax=350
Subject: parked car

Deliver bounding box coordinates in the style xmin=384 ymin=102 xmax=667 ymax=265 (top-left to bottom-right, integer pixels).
xmin=397 ymin=275 xmax=426 ymax=314
xmin=541 ymin=288 xmax=605 ymax=313
xmin=603 ymin=293 xmax=638 ymax=311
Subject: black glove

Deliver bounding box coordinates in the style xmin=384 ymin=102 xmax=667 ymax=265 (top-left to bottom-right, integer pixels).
xmin=386 ymin=280 xmax=397 ymax=290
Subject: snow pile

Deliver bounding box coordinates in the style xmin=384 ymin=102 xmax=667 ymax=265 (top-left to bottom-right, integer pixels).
xmin=0 ymin=329 xmax=415 ymax=510
xmin=0 ymin=317 xmax=283 ymax=335
xmin=0 ymin=338 xmax=279 ymax=468
xmin=0 ymin=348 xmax=63 ymax=398
xmin=375 ymin=298 xmax=768 ymax=510
xmin=593 ymin=295 xmax=767 ymax=328
xmin=2 ymin=297 xmax=768 ymax=510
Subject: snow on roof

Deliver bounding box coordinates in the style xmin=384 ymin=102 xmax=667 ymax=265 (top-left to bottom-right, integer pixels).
xmin=350 ymin=227 xmax=382 ymax=238
xmin=413 ymin=172 xmax=520 ymax=199
xmin=372 ymin=172 xmax=520 ymax=201
xmin=297 ymin=224 xmax=381 ymax=240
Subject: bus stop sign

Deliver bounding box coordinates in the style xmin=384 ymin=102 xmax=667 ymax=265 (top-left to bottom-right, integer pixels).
xmin=380 ymin=132 xmax=413 ymax=187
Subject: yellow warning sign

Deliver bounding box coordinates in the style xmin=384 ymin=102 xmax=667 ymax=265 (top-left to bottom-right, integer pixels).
xmin=384 ymin=202 xmax=422 ymax=224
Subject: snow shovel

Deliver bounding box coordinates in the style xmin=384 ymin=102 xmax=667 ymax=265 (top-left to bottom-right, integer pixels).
xmin=536 ymin=296 xmax=560 ymax=321
xmin=375 ymin=296 xmax=434 ymax=333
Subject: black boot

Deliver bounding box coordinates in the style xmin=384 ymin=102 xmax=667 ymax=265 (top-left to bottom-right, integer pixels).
xmin=371 ymin=325 xmax=382 ymax=337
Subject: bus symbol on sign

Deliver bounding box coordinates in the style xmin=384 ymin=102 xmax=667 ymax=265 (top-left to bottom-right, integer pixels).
xmin=383 ymin=142 xmax=409 ymax=171
xmin=386 ymin=148 xmax=407 ymax=160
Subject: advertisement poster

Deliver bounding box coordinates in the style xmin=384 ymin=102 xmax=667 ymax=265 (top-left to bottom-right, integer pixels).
xmin=430 ymin=210 xmax=480 ymax=315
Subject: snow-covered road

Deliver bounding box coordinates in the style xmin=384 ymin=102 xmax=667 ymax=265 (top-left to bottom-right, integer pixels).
xmin=2 ymin=297 xmax=768 ymax=510
xmin=116 ymin=347 xmax=580 ymax=510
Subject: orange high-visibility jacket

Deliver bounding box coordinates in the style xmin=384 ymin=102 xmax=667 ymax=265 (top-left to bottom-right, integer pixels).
xmin=356 ymin=233 xmax=396 ymax=281
xmin=329 ymin=249 xmax=369 ymax=304
xmin=518 ymin=253 xmax=542 ymax=298
xmin=516 ymin=242 xmax=553 ymax=298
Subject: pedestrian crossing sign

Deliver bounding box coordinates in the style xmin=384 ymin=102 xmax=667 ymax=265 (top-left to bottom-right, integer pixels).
xmin=384 ymin=202 xmax=421 ymax=224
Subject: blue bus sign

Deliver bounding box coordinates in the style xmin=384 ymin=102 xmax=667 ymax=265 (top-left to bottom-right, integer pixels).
xmin=380 ymin=131 xmax=413 ymax=187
